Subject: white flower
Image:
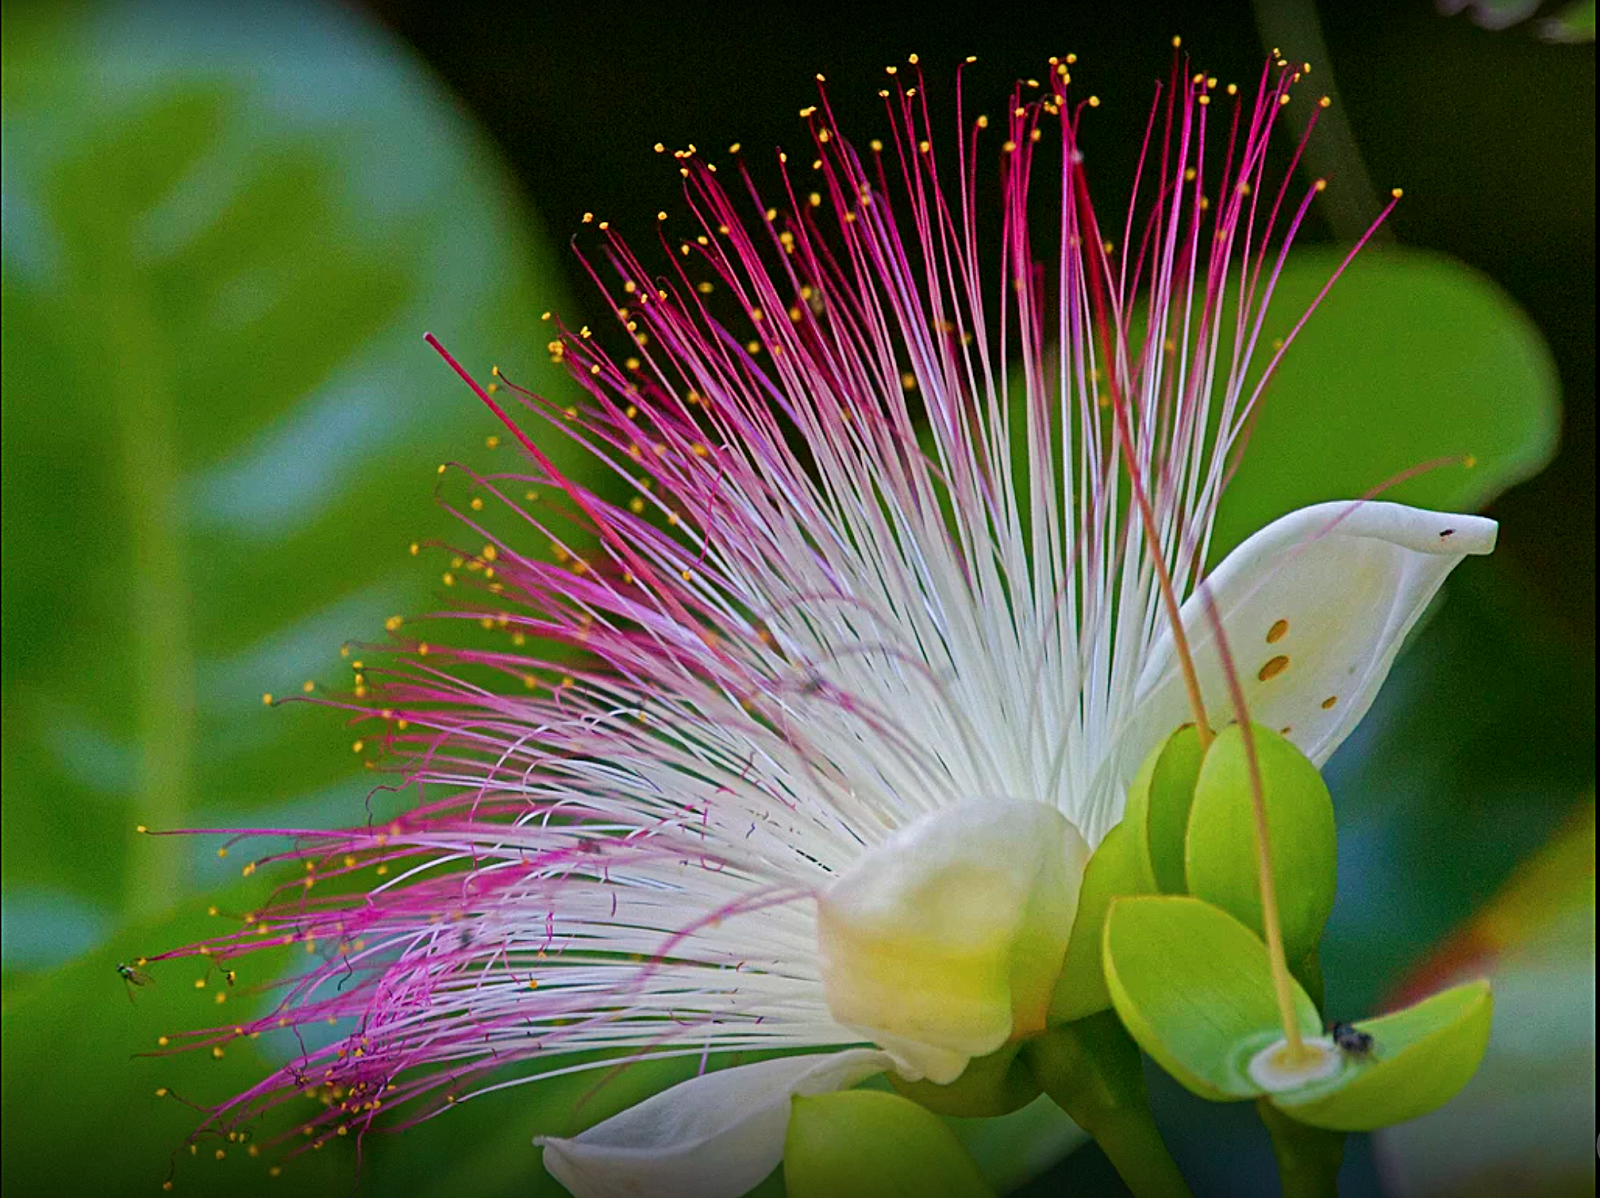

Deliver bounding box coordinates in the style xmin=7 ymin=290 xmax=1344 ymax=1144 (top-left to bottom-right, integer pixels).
xmin=163 ymin=56 xmax=1496 ymax=1197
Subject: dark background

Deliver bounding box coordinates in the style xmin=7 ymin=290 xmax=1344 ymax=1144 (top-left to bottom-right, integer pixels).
xmin=366 ymin=0 xmax=1594 ymax=638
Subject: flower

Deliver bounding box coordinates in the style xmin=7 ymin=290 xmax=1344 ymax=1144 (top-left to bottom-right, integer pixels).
xmin=156 ymin=50 xmax=1496 ymax=1196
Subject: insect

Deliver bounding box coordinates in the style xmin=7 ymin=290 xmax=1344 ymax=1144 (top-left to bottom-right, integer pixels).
xmin=116 ymin=961 xmax=154 ymax=1002
xmin=1329 ymin=1020 xmax=1375 ymax=1059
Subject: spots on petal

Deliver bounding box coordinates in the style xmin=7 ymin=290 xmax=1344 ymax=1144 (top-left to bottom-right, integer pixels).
xmin=1258 ymin=655 xmax=1290 ymax=682
xmin=1267 ymin=618 xmax=1290 ymax=644
xmin=1321 ymin=695 xmax=1339 ymax=710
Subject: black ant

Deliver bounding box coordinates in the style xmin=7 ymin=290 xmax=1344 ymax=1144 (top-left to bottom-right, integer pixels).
xmin=1330 ymin=1020 xmax=1375 ymax=1060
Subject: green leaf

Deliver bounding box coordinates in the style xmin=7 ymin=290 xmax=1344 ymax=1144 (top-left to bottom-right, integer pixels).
xmin=1101 ymin=895 xmax=1321 ymax=1102
xmin=1 ymin=2 xmax=581 ymax=951
xmin=0 ymin=883 xmax=356 ymax=1196
xmin=1373 ymin=800 xmax=1594 ymax=1194
xmin=1271 ymin=981 xmax=1493 ymax=1132
xmin=1185 ymin=725 xmax=1337 ymax=964
xmin=785 ymin=1089 xmax=996 ymax=1198
xmin=1049 ymin=816 xmax=1156 ymax=1024
xmin=1210 ymin=247 xmax=1559 ymax=564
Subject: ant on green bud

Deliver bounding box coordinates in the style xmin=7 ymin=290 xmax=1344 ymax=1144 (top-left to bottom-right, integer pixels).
xmin=1329 ymin=1020 xmax=1374 ymax=1060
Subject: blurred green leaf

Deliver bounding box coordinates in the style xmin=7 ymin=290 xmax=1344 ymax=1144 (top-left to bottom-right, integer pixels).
xmin=1540 ymin=0 xmax=1597 ymax=42
xmin=0 ymin=1 xmax=580 ymax=957
xmin=1373 ymin=799 xmax=1595 ymax=1197
xmin=0 ymin=882 xmax=357 ymax=1195
xmin=1211 ymin=247 xmax=1559 ymax=563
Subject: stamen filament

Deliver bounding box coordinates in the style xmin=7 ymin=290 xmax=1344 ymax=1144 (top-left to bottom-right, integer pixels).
xmin=1117 ymin=419 xmax=1214 ymax=754
xmin=1199 ymin=589 xmax=1309 ymax=1064
xmin=1077 ymin=185 xmax=1215 ymax=753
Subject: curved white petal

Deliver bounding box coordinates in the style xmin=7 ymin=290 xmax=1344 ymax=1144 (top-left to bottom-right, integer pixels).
xmin=817 ymin=799 xmax=1089 ymax=1083
xmin=1112 ymin=501 xmax=1495 ymax=814
xmin=536 ymin=1048 xmax=892 ymax=1198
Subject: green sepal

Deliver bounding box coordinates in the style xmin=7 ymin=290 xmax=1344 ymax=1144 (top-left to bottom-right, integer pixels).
xmin=1145 ymin=724 xmax=1206 ymax=893
xmin=1049 ymin=816 xmax=1156 ymax=1024
xmin=1270 ymin=980 xmax=1494 ymax=1131
xmin=1101 ymin=895 xmax=1321 ymax=1101
xmin=1185 ymin=724 xmax=1337 ymax=964
xmin=1294 ymin=947 xmax=1326 ymax=1016
xmin=784 ymin=1089 xmax=996 ymax=1198
xmin=1103 ymin=895 xmax=1494 ymax=1133
xmin=888 ymin=1040 xmax=1039 ymax=1117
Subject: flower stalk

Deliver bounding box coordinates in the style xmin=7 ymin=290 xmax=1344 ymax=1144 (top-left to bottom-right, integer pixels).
xmin=1027 ymin=1013 xmax=1192 ymax=1198
xmin=1199 ymin=592 xmax=1313 ymax=1067
xmin=1257 ymin=1098 xmax=1344 ymax=1198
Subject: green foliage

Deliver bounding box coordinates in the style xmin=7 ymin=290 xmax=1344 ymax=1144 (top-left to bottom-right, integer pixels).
xmin=785 ymin=1090 xmax=996 ymax=1198
xmin=1210 ymin=248 xmax=1560 ymax=564
xmin=0 ymin=3 xmax=578 ymax=948
xmin=0 ymin=880 xmax=705 ymax=1197
xmin=0 ymin=882 xmax=356 ymax=1195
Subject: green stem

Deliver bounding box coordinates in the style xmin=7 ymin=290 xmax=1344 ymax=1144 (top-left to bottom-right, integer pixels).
xmin=1252 ymin=0 xmax=1390 ymax=245
xmin=105 ymin=272 xmax=192 ymax=915
xmin=1257 ymin=1099 xmax=1345 ymax=1198
xmin=1026 ymin=1013 xmax=1193 ymax=1198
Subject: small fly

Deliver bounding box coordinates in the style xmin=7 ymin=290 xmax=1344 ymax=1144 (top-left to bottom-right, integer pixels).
xmin=1329 ymin=1020 xmax=1374 ymax=1060
xmin=117 ymin=961 xmax=154 ymax=1002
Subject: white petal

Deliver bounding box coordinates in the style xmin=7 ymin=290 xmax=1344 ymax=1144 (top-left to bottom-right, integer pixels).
xmin=817 ymin=799 xmax=1089 ymax=1083
xmin=537 ymin=1048 xmax=893 ymax=1198
xmin=1117 ymin=502 xmax=1495 ymax=812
